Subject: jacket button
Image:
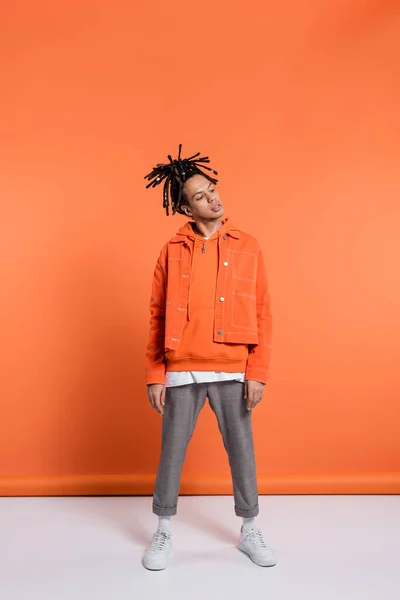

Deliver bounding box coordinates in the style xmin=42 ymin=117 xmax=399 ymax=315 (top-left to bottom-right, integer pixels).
xmin=220 ymin=297 xmax=225 ymax=302
xmin=218 ymin=330 xmax=223 ymax=335
xmin=223 ymin=235 xmax=227 ymax=240
xmin=223 ymin=261 xmax=228 ymax=267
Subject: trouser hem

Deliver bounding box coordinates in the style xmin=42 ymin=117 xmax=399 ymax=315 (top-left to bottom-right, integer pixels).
xmin=235 ymin=503 xmax=259 ymax=518
xmin=153 ymin=503 xmax=177 ymax=517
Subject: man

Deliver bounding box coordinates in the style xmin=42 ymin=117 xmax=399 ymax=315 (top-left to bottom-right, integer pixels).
xmin=143 ymin=146 xmax=275 ymax=570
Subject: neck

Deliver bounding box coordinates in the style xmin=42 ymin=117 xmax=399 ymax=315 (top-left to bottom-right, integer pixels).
xmin=192 ymin=218 xmax=223 ymax=239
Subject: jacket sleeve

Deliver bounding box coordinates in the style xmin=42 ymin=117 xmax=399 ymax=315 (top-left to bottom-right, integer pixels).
xmin=145 ymin=246 xmax=168 ymax=385
xmin=245 ymin=247 xmax=272 ymax=384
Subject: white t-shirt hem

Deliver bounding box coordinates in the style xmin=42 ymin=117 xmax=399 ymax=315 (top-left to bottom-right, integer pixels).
xmin=165 ymin=371 xmax=245 ymax=388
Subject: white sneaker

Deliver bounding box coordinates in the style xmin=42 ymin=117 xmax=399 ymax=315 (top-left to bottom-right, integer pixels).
xmin=143 ymin=531 xmax=172 ymax=571
xmin=238 ymin=526 xmax=277 ymax=567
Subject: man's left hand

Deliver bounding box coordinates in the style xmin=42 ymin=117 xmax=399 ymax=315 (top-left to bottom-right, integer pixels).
xmin=244 ymin=380 xmax=265 ymax=411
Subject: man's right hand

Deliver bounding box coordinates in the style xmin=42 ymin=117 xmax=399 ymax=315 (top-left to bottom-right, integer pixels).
xmin=147 ymin=384 xmax=166 ymax=415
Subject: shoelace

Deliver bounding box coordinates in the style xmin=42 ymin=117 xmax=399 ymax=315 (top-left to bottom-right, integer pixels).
xmin=150 ymin=531 xmax=170 ymax=552
xmin=245 ymin=528 xmax=267 ymax=549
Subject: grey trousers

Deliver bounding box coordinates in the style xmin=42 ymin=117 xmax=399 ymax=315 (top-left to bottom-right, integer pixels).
xmin=152 ymin=380 xmax=259 ymax=518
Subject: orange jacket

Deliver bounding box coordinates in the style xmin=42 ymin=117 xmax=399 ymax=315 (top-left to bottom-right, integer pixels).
xmin=145 ymin=219 xmax=272 ymax=385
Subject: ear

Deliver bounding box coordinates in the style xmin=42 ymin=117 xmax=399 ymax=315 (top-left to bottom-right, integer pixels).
xmin=182 ymin=205 xmax=192 ymax=217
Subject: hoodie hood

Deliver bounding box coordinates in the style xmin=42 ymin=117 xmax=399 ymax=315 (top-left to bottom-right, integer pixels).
xmin=173 ymin=217 xmax=240 ymax=242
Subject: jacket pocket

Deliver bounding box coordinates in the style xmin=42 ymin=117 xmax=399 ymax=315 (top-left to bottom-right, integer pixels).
xmin=231 ymin=291 xmax=257 ymax=331
xmin=230 ymin=250 xmax=257 ymax=282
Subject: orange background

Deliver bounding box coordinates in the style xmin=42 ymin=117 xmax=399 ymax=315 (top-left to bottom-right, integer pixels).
xmin=1 ymin=0 xmax=400 ymax=495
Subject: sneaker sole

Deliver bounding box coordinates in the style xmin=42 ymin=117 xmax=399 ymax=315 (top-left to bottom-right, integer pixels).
xmin=142 ymin=550 xmax=172 ymax=571
xmin=238 ymin=542 xmax=277 ymax=567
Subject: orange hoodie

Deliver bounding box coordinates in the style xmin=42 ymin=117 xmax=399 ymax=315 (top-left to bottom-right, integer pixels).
xmin=166 ymin=222 xmax=249 ymax=373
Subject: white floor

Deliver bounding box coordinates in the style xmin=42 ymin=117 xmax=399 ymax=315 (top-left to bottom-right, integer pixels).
xmin=0 ymin=495 xmax=399 ymax=599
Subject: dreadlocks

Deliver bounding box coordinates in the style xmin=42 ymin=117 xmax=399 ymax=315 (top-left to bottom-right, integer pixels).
xmin=144 ymin=144 xmax=218 ymax=216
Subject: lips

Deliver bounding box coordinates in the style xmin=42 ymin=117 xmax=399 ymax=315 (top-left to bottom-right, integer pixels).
xmin=212 ymin=203 xmax=222 ymax=212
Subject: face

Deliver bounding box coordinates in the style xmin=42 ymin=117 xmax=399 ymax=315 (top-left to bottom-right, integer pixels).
xmin=182 ymin=174 xmax=224 ymax=221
